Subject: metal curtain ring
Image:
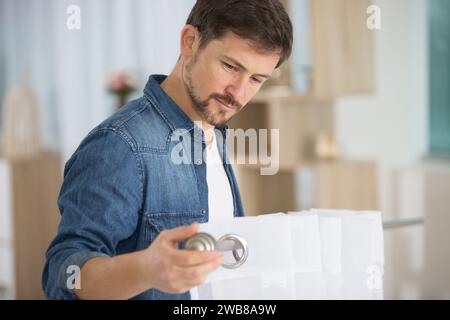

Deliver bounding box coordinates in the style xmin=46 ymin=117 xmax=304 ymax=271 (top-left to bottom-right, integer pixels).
xmin=185 ymin=232 xmax=249 ymax=269
xmin=217 ymin=233 xmax=249 ymax=269
xmin=185 ymin=232 xmax=217 ymax=251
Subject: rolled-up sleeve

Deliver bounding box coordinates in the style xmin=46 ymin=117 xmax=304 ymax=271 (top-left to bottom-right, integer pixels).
xmin=42 ymin=128 xmax=143 ymax=299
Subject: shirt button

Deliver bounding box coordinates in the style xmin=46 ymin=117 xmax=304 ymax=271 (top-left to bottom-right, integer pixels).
xmin=200 ymin=209 xmax=206 ymax=215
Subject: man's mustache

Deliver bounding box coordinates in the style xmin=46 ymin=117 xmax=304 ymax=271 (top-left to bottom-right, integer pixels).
xmin=209 ymin=93 xmax=243 ymax=109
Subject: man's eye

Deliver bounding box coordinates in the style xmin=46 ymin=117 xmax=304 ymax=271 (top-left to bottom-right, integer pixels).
xmin=251 ymin=77 xmax=263 ymax=84
xmin=223 ymin=62 xmax=236 ymax=71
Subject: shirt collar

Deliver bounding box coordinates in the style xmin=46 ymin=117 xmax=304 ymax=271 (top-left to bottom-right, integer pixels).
xmin=143 ymin=74 xmax=195 ymax=131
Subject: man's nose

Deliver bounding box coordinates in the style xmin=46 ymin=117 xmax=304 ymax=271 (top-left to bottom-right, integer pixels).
xmin=225 ymin=76 xmax=247 ymax=105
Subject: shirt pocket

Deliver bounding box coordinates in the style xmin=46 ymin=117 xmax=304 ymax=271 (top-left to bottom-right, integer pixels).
xmin=136 ymin=211 xmax=203 ymax=250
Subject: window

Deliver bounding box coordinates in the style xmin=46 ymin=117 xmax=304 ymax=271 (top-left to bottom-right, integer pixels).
xmin=429 ymin=0 xmax=450 ymax=154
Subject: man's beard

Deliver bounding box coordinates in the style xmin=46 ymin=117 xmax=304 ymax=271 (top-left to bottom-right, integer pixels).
xmin=184 ymin=60 xmax=242 ymax=127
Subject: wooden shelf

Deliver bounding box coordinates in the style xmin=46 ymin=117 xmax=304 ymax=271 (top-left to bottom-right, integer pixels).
xmin=234 ymin=159 xmax=379 ymax=216
xmin=252 ymin=86 xmax=332 ymax=105
xmin=269 ymin=0 xmax=375 ymax=99
xmin=0 ymin=152 xmax=62 ymax=299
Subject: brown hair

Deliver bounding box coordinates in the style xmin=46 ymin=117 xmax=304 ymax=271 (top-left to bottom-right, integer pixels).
xmin=186 ymin=0 xmax=293 ymax=68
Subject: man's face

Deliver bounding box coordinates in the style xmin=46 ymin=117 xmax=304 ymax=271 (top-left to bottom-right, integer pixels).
xmin=183 ymin=31 xmax=281 ymax=127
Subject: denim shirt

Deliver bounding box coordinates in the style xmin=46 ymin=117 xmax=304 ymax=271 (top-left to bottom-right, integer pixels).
xmin=42 ymin=75 xmax=245 ymax=300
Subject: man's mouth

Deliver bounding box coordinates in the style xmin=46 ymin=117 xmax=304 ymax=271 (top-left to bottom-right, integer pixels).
xmin=215 ymin=98 xmax=236 ymax=111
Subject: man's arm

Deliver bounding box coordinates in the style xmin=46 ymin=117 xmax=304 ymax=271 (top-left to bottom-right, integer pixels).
xmin=74 ymin=223 xmax=224 ymax=300
xmin=43 ymin=129 xmax=143 ymax=299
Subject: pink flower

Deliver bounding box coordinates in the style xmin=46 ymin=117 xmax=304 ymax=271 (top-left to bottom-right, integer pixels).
xmin=105 ymin=71 xmax=138 ymax=94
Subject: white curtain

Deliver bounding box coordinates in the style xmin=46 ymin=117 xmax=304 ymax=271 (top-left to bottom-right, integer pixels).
xmin=191 ymin=209 xmax=385 ymax=300
xmin=0 ymin=0 xmax=195 ymax=162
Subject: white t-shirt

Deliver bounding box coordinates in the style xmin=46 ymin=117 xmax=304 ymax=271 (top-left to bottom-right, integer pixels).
xmin=205 ymin=131 xmax=234 ymax=222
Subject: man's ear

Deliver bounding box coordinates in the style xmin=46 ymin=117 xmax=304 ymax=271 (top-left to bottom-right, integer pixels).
xmin=180 ymin=25 xmax=200 ymax=60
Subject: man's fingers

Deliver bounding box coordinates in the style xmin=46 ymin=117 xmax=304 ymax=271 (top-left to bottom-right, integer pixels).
xmin=173 ymin=256 xmax=224 ymax=291
xmin=159 ymin=222 xmax=199 ymax=243
xmin=170 ymin=249 xmax=223 ymax=267
xmin=158 ymin=223 xmax=224 ymax=267
xmin=184 ymin=256 xmax=224 ymax=283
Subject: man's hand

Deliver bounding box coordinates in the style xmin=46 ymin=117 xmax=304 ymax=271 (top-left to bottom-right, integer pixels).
xmin=142 ymin=222 xmax=224 ymax=293
xmin=74 ymin=222 xmax=222 ymax=299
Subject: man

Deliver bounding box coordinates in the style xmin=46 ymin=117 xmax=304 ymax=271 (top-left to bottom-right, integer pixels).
xmin=43 ymin=0 xmax=292 ymax=300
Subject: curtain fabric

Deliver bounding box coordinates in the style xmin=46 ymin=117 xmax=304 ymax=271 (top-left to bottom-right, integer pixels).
xmin=0 ymin=0 xmax=195 ymax=162
xmin=191 ymin=209 xmax=384 ymax=299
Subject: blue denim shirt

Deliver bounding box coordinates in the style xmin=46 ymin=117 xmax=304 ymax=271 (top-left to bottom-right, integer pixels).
xmin=42 ymin=75 xmax=245 ymax=300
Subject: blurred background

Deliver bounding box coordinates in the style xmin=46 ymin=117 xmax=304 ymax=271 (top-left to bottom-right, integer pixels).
xmin=0 ymin=0 xmax=448 ymax=299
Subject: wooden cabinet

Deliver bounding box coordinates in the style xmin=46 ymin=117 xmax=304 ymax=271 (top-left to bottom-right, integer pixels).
xmin=0 ymin=153 xmax=62 ymax=299
xmin=310 ymin=0 xmax=375 ymax=97
xmin=229 ymin=90 xmax=378 ymax=216
xmin=275 ymin=0 xmax=375 ymax=98
xmin=313 ymin=160 xmax=378 ymax=209
xmin=228 ymin=89 xmax=335 ymax=168
xmin=234 ymin=160 xmax=378 ymax=216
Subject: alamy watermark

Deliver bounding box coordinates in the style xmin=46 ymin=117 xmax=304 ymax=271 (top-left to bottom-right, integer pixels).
xmin=66 ymin=5 xmax=81 ymax=30
xmin=66 ymin=265 xmax=81 ymax=290
xmin=367 ymin=5 xmax=381 ymax=30
xmin=170 ymin=121 xmax=279 ymax=175
xmin=366 ymin=264 xmax=383 ymax=290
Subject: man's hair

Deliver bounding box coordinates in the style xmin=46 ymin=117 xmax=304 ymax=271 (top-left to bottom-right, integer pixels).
xmin=186 ymin=0 xmax=293 ymax=68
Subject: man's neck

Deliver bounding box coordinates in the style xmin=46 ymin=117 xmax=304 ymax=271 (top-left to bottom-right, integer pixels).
xmin=160 ymin=63 xmax=215 ymax=146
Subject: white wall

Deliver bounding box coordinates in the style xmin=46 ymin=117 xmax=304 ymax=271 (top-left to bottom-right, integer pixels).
xmin=335 ymin=0 xmax=428 ymax=220
xmin=335 ymin=0 xmax=428 ymax=167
